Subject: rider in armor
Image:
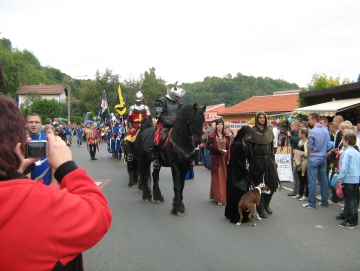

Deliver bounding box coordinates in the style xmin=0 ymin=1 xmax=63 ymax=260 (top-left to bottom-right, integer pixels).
xmin=152 ymin=81 xmax=186 ymax=169
xmin=124 ymin=91 xmax=151 ymax=161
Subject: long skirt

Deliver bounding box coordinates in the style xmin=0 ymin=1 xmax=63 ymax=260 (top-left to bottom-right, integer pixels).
xmin=210 ymin=158 xmax=227 ymax=204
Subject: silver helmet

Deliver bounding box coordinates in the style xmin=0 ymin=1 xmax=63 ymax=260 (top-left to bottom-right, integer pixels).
xmin=167 ymin=81 xmax=186 ymax=101
xmin=135 ymin=91 xmax=144 ymax=102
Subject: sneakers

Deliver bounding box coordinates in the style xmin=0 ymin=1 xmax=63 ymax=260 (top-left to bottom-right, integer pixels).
xmin=338 ymin=221 xmax=358 ymax=229
xmin=319 ymin=202 xmax=328 ymax=207
xmin=292 ymin=194 xmax=301 ymax=199
xmin=299 ymin=196 xmax=308 ymax=201
xmin=316 ymin=195 xmax=322 ymax=201
xmin=303 ymin=203 xmax=315 ymax=209
xmin=201 ymin=166 xmax=206 ymax=170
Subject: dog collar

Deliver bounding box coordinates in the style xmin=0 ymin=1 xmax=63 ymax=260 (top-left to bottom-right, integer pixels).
xmin=255 ymin=186 xmax=261 ymax=195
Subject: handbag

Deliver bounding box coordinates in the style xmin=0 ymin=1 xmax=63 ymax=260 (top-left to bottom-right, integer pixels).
xmin=330 ymin=173 xmax=339 ymax=188
xmin=232 ymin=175 xmax=249 ymax=192
xmin=335 ymin=182 xmax=344 ymax=199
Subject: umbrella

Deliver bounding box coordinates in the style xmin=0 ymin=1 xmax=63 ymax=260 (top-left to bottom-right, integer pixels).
xmin=85 ymin=120 xmax=94 ymax=124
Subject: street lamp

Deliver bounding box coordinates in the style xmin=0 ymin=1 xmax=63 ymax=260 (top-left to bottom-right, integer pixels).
xmin=67 ymin=75 xmax=87 ymax=124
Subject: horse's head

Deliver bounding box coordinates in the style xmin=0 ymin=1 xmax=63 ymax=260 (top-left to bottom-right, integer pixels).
xmin=187 ymin=103 xmax=205 ymax=146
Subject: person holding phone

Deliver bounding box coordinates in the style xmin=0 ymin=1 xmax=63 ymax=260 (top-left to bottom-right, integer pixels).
xmin=0 ymin=96 xmax=112 ymax=270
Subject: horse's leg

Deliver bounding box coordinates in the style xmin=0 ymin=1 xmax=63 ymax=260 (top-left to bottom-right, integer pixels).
xmin=170 ymin=166 xmax=185 ymax=216
xmin=152 ymin=167 xmax=164 ymax=203
xmin=127 ymin=161 xmax=136 ymax=187
xmin=140 ymin=158 xmax=152 ymax=202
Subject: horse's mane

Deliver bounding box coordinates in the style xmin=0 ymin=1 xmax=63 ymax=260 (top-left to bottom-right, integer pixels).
xmin=140 ymin=116 xmax=154 ymax=132
xmin=172 ymin=103 xmax=204 ymax=146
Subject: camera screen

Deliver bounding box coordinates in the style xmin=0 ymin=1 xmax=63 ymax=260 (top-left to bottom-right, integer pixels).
xmin=27 ymin=142 xmax=47 ymax=157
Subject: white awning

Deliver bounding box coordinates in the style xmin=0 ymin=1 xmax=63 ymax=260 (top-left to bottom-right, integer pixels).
xmin=292 ymin=98 xmax=360 ymax=117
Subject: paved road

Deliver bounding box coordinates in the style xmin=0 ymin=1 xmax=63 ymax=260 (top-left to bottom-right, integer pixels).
xmin=71 ymin=141 xmax=359 ymax=271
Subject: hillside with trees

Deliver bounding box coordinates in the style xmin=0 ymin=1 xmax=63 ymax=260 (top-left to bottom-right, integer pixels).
xmin=0 ymin=36 xmax=307 ymax=120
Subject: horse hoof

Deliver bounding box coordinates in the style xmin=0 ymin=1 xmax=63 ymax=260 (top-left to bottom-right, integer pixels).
xmin=236 ymin=222 xmax=241 ymax=226
xmin=155 ymin=200 xmax=164 ymax=204
xmin=144 ymin=199 xmax=151 ymax=203
xmin=176 ymin=212 xmax=185 ymax=217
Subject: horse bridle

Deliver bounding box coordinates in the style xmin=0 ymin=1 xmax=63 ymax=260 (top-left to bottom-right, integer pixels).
xmin=168 ymin=105 xmax=199 ymax=158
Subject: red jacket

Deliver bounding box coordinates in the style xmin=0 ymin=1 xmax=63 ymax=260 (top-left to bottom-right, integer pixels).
xmin=0 ymin=164 xmax=112 ymax=271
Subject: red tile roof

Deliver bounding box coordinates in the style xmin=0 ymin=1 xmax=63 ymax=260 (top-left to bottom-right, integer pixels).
xmin=16 ymin=85 xmax=66 ymax=95
xmin=219 ymin=93 xmax=299 ymax=115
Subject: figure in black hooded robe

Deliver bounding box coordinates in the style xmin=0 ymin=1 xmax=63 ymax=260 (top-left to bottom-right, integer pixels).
xmin=225 ymin=125 xmax=254 ymax=224
xmin=249 ymin=110 xmax=280 ymax=218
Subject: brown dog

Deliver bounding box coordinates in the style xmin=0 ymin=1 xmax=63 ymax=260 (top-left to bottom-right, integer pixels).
xmin=236 ymin=184 xmax=271 ymax=226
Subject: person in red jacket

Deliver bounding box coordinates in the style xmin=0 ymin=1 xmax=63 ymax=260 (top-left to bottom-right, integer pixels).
xmin=0 ymin=96 xmax=112 ymax=271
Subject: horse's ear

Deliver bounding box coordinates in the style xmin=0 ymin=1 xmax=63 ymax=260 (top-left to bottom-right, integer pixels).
xmin=201 ymin=104 xmax=207 ymax=112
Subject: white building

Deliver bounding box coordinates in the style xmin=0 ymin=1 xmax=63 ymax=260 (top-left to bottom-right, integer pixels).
xmin=16 ymin=84 xmax=67 ymax=107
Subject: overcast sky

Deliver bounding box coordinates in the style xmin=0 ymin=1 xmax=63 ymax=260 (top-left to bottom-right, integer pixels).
xmin=1 ymin=0 xmax=359 ymax=88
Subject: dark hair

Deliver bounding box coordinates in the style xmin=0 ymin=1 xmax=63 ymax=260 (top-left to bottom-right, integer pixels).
xmin=308 ymin=113 xmax=320 ymax=122
xmin=215 ymin=118 xmax=225 ymax=136
xmin=343 ymin=133 xmax=356 ymax=146
xmin=320 ymin=117 xmax=328 ymax=124
xmin=0 ymin=96 xmax=27 ymax=177
xmin=301 ymin=121 xmax=309 ymax=128
xmin=234 ymin=125 xmax=253 ymax=143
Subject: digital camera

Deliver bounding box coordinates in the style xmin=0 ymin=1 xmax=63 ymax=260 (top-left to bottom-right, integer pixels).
xmin=26 ymin=140 xmax=48 ymax=157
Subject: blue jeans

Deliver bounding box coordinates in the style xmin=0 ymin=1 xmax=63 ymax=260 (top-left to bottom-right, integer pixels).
xmin=343 ymin=183 xmax=359 ymax=225
xmin=77 ymin=136 xmax=83 ymax=146
xmin=307 ymin=159 xmax=329 ymax=208
xmin=200 ymin=148 xmax=206 ymax=166
xmin=204 ymin=146 xmax=211 ymax=170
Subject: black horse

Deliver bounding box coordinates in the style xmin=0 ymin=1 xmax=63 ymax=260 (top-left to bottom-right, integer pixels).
xmin=136 ymin=103 xmax=205 ymax=216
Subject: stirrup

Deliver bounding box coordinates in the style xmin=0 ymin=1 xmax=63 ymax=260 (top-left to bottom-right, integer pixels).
xmin=153 ymin=160 xmax=160 ymax=169
xmin=190 ymin=160 xmax=195 ymax=168
xmin=127 ymin=154 xmax=133 ymax=162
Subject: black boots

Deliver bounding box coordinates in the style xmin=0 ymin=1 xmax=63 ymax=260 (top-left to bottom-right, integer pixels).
xmin=259 ymin=194 xmax=267 ymax=218
xmin=263 ymin=192 xmax=273 ymax=214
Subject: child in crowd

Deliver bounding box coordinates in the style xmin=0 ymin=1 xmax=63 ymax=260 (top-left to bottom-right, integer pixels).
xmin=337 ymin=133 xmax=360 ymax=229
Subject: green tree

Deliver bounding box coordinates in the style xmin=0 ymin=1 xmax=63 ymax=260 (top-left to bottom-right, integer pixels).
xmin=140 ymin=67 xmax=166 ymax=115
xmin=30 ymin=99 xmax=61 ymax=123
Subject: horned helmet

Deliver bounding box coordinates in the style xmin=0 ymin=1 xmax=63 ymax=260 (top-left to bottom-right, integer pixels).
xmin=167 ymin=81 xmax=186 ymax=101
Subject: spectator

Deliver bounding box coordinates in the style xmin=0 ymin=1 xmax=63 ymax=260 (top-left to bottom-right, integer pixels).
xmin=225 ymin=122 xmax=234 ymax=142
xmin=293 ymin=128 xmax=309 ymax=201
xmin=26 ymin=112 xmax=52 ymax=185
xmin=43 ymin=124 xmax=55 ymax=135
xmin=320 ymin=117 xmax=334 ymax=141
xmin=206 ymin=119 xmax=231 ymax=205
xmin=355 ymin=121 xmax=360 ymax=141
xmin=286 ymin=120 xmax=301 ymax=197
xmin=303 ymin=113 xmax=330 ymax=209
xmin=200 ymin=124 xmax=207 ymax=169
xmin=0 ymin=96 xmax=112 ymax=270
xmin=203 ymin=122 xmax=215 ymax=171
xmin=271 ymin=121 xmax=279 ymax=154
xmin=337 ymin=133 xmax=360 ymax=228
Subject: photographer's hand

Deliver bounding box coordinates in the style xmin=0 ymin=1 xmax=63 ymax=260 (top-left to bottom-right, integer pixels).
xmin=46 ymin=134 xmax=72 ymax=169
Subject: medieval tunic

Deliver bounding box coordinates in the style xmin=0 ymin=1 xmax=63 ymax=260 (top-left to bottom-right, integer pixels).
xmin=206 ymin=131 xmax=231 ymax=204
xmin=250 ymin=111 xmax=280 ymax=193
